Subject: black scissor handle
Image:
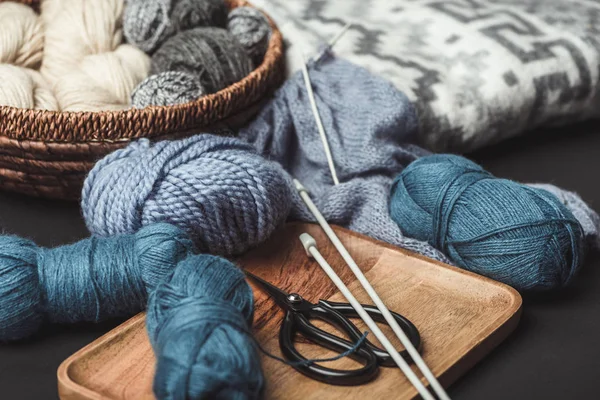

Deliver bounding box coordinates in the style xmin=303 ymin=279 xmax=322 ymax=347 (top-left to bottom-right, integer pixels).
xmin=318 ymin=300 xmax=422 ymax=367
xmin=279 ymin=307 xmax=380 ymax=386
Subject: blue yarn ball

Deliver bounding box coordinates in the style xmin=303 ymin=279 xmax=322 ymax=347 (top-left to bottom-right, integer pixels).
xmin=390 ymin=154 xmax=584 ymax=291
xmin=0 ymin=223 xmax=193 ymax=341
xmin=82 ymin=134 xmax=291 ymax=256
xmin=147 ymin=255 xmax=263 ymax=400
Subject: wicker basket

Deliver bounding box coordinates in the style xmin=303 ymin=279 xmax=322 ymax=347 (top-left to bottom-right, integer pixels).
xmin=0 ymin=0 xmax=284 ymax=199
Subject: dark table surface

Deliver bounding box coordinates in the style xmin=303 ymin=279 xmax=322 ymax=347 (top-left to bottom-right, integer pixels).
xmin=1 ymin=121 xmax=600 ymax=399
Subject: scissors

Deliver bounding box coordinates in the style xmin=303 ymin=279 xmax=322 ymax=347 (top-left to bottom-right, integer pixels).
xmin=245 ymin=271 xmax=421 ymax=386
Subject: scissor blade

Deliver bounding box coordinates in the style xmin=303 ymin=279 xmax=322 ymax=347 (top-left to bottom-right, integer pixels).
xmin=244 ymin=270 xmax=291 ymax=308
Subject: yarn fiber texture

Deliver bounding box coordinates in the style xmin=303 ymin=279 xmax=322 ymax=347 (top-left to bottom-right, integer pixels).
xmin=41 ymin=0 xmax=150 ymax=111
xmin=0 ymin=2 xmax=43 ymax=69
xmin=124 ymin=0 xmax=228 ymax=54
xmin=0 ymin=223 xmax=193 ymax=342
xmin=150 ymin=27 xmax=253 ymax=94
xmin=0 ymin=2 xmax=58 ymax=110
xmin=82 ymin=134 xmax=292 ymax=256
xmin=131 ymin=71 xmax=206 ymax=108
xmin=147 ymin=255 xmax=263 ymax=400
xmin=227 ymin=7 xmax=271 ymax=67
xmin=390 ymin=154 xmax=585 ymax=291
xmin=0 ymin=65 xmax=58 ymax=110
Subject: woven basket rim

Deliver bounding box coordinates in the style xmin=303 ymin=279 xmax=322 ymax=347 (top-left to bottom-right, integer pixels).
xmin=0 ymin=0 xmax=284 ymax=143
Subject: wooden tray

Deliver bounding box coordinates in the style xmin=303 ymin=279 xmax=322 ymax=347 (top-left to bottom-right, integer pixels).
xmin=57 ymin=223 xmax=522 ymax=400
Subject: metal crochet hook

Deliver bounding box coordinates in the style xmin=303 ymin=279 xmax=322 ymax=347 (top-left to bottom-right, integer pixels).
xmin=296 ymin=24 xmax=451 ymax=400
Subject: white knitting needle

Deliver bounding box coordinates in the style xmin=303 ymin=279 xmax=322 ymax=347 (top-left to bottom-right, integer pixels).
xmin=295 ymin=179 xmax=451 ymax=400
xmin=301 ymin=22 xmax=352 ymax=185
xmin=298 ymin=22 xmax=450 ymax=400
xmin=327 ymin=22 xmax=353 ymax=49
xmin=299 ymin=52 xmax=340 ymax=185
xmin=311 ymin=22 xmax=353 ymax=63
xmin=299 ymin=233 xmax=435 ymax=400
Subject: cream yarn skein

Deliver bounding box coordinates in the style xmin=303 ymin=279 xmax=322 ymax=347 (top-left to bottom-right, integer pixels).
xmin=0 ymin=2 xmax=57 ymax=110
xmin=40 ymin=0 xmax=124 ymax=81
xmin=0 ymin=2 xmax=44 ymax=69
xmin=41 ymin=0 xmax=150 ymax=111
xmin=0 ymin=65 xmax=58 ymax=110
xmin=54 ymin=45 xmax=150 ymax=111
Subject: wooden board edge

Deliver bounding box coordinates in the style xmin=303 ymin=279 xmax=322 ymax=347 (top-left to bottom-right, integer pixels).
xmin=284 ymin=222 xmax=524 ymax=305
xmin=57 ymin=314 xmax=147 ymax=400
xmin=436 ymin=298 xmax=523 ymax=390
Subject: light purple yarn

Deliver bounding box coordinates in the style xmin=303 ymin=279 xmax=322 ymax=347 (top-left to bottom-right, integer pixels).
xmin=82 ymin=134 xmax=292 ymax=255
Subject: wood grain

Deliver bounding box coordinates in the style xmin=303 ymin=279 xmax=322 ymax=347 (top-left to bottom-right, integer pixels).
xmin=58 ymin=223 xmax=522 ymax=400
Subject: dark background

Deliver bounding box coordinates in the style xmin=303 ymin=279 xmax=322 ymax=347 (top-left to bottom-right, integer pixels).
xmin=0 ymin=121 xmax=599 ymax=399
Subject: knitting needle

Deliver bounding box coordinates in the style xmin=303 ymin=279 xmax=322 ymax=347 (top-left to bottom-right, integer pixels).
xmin=299 ymin=233 xmax=436 ymax=400
xmin=295 ymin=179 xmax=451 ymax=400
xmin=299 ymin=52 xmax=340 ymax=185
xmin=300 ymin=22 xmax=353 ymax=185
xmin=311 ymin=22 xmax=353 ymax=63
xmin=327 ymin=22 xmax=352 ymax=49
xmin=299 ymin=22 xmax=450 ymax=400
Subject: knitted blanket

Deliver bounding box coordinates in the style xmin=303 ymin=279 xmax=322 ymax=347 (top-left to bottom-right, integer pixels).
xmin=251 ymin=0 xmax=600 ymax=152
xmin=239 ymin=53 xmax=600 ymax=263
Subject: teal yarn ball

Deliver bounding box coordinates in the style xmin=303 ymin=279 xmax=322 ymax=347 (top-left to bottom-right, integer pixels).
xmin=0 ymin=223 xmax=193 ymax=341
xmin=147 ymin=255 xmax=263 ymax=400
xmin=390 ymin=154 xmax=584 ymax=291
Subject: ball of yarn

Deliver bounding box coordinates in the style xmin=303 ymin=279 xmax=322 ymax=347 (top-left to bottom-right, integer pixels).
xmin=150 ymin=27 xmax=253 ymax=93
xmin=131 ymin=71 xmax=206 ymax=108
xmin=0 ymin=65 xmax=58 ymax=110
xmin=81 ymin=134 xmax=291 ymax=255
xmin=0 ymin=223 xmax=193 ymax=341
xmin=146 ymin=255 xmax=263 ymax=400
xmin=40 ymin=0 xmax=150 ymax=111
xmin=0 ymin=2 xmax=44 ymax=69
xmin=389 ymin=154 xmax=584 ymax=291
xmin=124 ymin=0 xmax=228 ymax=53
xmin=227 ymin=7 xmax=271 ymax=67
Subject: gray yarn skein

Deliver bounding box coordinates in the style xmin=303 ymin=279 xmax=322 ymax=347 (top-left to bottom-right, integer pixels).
xmin=151 ymin=27 xmax=253 ymax=93
xmin=227 ymin=7 xmax=271 ymax=67
xmin=131 ymin=71 xmax=206 ymax=108
xmin=123 ymin=0 xmax=228 ymax=53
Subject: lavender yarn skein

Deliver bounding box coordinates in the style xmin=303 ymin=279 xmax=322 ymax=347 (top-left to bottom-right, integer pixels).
xmin=82 ymin=134 xmax=291 ymax=255
xmin=123 ymin=0 xmax=228 ymax=53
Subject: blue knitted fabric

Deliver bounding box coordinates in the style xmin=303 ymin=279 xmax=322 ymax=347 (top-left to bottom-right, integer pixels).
xmin=240 ymin=52 xmax=600 ymax=262
xmin=239 ymin=52 xmax=448 ymax=262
